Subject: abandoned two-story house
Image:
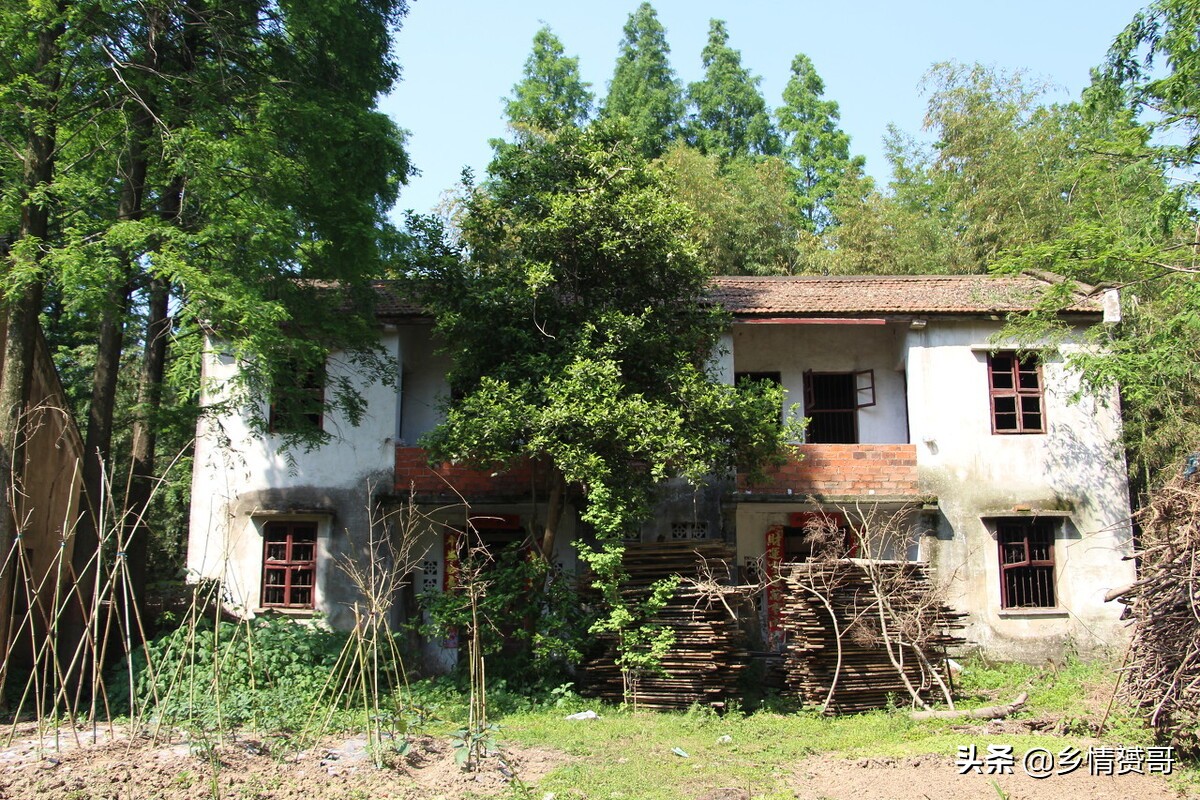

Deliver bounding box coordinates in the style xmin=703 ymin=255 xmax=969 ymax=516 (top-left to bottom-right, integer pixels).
xmin=186 ymin=273 xmax=1135 ymax=666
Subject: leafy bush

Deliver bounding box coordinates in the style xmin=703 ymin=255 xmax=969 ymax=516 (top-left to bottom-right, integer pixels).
xmin=111 ymin=613 xmax=402 ymax=729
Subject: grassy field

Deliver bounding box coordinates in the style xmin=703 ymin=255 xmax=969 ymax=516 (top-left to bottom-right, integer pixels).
xmin=4 ymin=654 xmax=1194 ymax=800
xmin=448 ymin=658 xmax=1197 ymax=799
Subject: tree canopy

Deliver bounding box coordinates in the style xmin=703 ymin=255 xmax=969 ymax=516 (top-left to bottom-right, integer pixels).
xmin=656 ymin=145 xmax=804 ymax=275
xmin=416 ymin=121 xmax=792 ymax=541
xmin=777 ymin=53 xmax=863 ymax=232
xmin=505 ymin=26 xmax=594 ymax=134
xmin=601 ymin=2 xmax=684 ymax=159
xmin=686 ymin=20 xmax=780 ymax=160
xmin=0 ymin=0 xmax=414 ymax=642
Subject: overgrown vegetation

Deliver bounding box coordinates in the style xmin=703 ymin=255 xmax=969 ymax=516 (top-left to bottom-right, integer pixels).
xmin=419 ymin=545 xmax=591 ymax=687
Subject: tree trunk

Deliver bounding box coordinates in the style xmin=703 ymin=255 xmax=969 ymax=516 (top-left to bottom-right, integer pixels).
xmin=0 ymin=9 xmax=63 ymax=703
xmin=538 ymin=469 xmax=566 ymax=560
xmin=61 ymin=103 xmax=150 ymax=674
xmin=123 ymin=274 xmax=169 ymax=613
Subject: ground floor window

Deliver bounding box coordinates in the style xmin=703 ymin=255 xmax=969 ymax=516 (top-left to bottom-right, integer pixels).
xmin=997 ymin=518 xmax=1056 ymax=608
xmin=262 ymin=520 xmax=317 ymax=608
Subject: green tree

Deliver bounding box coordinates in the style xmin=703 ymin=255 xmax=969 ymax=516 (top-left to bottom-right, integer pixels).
xmin=997 ymin=2 xmax=1200 ymax=489
xmin=776 ymin=53 xmax=863 ymax=232
xmin=414 ymin=121 xmax=793 ymax=694
xmin=823 ymin=63 xmax=1177 ymax=278
xmin=0 ymin=0 xmax=414 ymax=677
xmin=601 ymin=2 xmax=683 ymax=159
xmin=505 ymin=26 xmax=593 ymax=134
xmin=686 ymin=19 xmax=779 ymax=159
xmin=656 ymin=145 xmax=803 ymax=275
xmin=0 ymin=0 xmax=80 ymax=665
xmin=1108 ymin=0 xmax=1200 ymax=164
xmin=417 ymin=121 xmax=791 ymax=548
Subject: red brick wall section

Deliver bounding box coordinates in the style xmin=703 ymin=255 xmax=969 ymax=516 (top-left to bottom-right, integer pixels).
xmin=395 ymin=446 xmax=536 ymax=499
xmin=737 ymin=444 xmax=919 ymax=497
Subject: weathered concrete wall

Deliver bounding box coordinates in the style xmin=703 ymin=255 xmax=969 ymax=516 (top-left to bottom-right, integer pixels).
xmin=397 ymin=324 xmax=451 ymax=446
xmin=731 ymin=321 xmax=909 ymax=443
xmin=638 ymin=477 xmax=728 ymax=544
xmin=905 ymin=319 xmax=1135 ymax=661
xmin=189 ymin=310 xmax=1137 ymax=664
xmin=188 ymin=330 xmax=403 ymax=627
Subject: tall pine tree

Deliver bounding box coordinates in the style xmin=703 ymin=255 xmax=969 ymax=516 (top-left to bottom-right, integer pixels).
xmin=686 ymin=19 xmax=778 ymax=160
xmin=601 ymin=2 xmax=682 ymax=158
xmin=776 ymin=53 xmax=863 ymax=232
xmin=0 ymin=0 xmax=414 ymax=686
xmin=505 ymin=26 xmax=593 ymax=134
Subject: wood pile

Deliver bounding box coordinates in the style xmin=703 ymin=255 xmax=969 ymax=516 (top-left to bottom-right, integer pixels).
xmin=779 ymin=559 xmax=964 ymax=714
xmin=1112 ymin=470 xmax=1200 ymax=752
xmin=581 ymin=540 xmax=749 ymax=711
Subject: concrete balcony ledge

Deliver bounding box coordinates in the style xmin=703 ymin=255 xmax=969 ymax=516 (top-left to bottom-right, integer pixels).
xmin=736 ymin=443 xmax=920 ymax=499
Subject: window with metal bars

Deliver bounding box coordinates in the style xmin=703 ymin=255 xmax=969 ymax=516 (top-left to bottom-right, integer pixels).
xmin=261 ymin=521 xmax=317 ymax=608
xmin=988 ymin=352 xmax=1044 ymax=434
xmin=801 ymin=370 xmax=875 ymax=444
xmin=997 ymin=519 xmax=1056 ymax=609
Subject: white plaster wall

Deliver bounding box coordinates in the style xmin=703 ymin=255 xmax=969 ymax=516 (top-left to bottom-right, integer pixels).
xmin=905 ymin=319 xmax=1135 ymax=661
xmin=187 ymin=331 xmax=403 ymax=616
xmin=731 ymin=322 xmax=909 ymax=443
xmin=712 ymin=331 xmax=735 ymax=385
xmin=397 ymin=324 xmax=452 ymax=445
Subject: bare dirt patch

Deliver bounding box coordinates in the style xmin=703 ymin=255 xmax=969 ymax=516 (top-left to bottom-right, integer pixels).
xmin=790 ymin=753 xmax=1182 ymax=800
xmin=0 ymin=725 xmax=563 ymax=800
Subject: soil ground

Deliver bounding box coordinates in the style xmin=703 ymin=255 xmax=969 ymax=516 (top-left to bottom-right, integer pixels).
xmin=0 ymin=724 xmax=562 ymax=800
xmin=0 ymin=722 xmax=1186 ymax=799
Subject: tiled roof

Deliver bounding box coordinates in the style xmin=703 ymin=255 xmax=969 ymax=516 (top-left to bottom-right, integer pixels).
xmin=709 ymin=273 xmax=1101 ymax=317
xmin=370 ymin=280 xmax=425 ymax=318
xmin=366 ymin=273 xmax=1103 ymax=320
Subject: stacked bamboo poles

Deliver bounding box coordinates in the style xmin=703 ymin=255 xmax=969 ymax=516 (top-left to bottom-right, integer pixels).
xmin=582 ymin=541 xmax=748 ymax=711
xmin=779 ymin=559 xmax=964 ymax=714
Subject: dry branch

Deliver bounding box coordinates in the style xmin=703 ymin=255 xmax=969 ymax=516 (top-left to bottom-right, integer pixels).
xmin=910 ymin=692 xmax=1027 ymax=721
xmin=1113 ymin=468 xmax=1200 ymax=751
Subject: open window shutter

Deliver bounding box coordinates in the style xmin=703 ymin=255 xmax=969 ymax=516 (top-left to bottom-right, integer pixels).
xmin=802 ymin=369 xmax=815 ymax=409
xmin=854 ymin=369 xmax=876 ymax=409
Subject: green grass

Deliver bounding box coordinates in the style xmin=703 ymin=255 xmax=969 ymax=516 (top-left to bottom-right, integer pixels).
xmin=478 ymin=656 xmax=1195 ymax=799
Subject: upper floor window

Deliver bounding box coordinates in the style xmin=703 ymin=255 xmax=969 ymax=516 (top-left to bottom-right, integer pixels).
xmin=269 ymin=361 xmax=325 ymax=433
xmin=988 ymin=352 xmax=1044 ymax=434
xmin=802 ymin=369 xmax=875 ymax=444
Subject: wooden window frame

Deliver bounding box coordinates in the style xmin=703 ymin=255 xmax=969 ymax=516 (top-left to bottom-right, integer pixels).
xmin=261 ymin=520 xmax=318 ymax=609
xmin=988 ymin=352 xmax=1045 ymax=434
xmin=801 ymin=370 xmax=874 ymax=444
xmin=996 ymin=518 xmax=1056 ymax=609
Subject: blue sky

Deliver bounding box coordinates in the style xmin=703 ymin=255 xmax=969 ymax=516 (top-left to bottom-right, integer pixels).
xmin=382 ymin=1 xmax=1148 ymax=219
